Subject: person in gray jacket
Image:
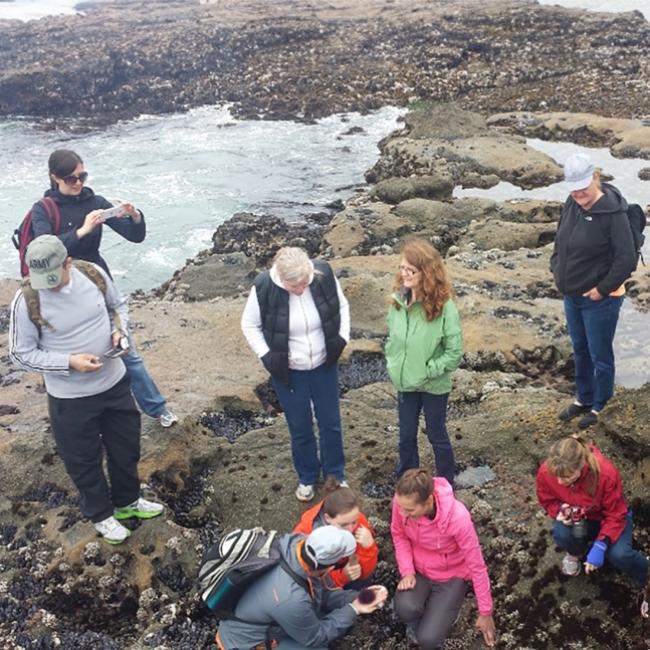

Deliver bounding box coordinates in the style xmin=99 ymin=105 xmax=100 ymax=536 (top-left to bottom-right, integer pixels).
xmin=8 ymin=235 xmax=163 ymax=545
xmin=216 ymin=525 xmax=388 ymax=650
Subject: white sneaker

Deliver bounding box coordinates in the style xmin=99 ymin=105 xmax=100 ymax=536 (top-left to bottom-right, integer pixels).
xmin=114 ymin=497 xmax=164 ymax=520
xmin=158 ymin=408 xmax=178 ymax=428
xmin=561 ymin=553 xmax=581 ymax=577
xmin=94 ymin=515 xmax=131 ymax=545
xmin=339 ymin=480 xmax=349 ymax=488
xmin=295 ymin=484 xmax=314 ymax=502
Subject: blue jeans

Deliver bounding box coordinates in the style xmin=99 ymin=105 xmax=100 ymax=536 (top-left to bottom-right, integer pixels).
xmin=397 ymin=392 xmax=455 ymax=486
xmin=563 ymin=295 xmax=623 ymax=412
xmin=122 ymin=335 xmax=167 ymax=418
xmin=553 ymin=512 xmax=649 ymax=588
xmin=271 ymin=363 xmax=345 ymax=485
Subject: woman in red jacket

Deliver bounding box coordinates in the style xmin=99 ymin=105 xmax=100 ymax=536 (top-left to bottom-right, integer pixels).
xmin=536 ymin=435 xmax=648 ymax=616
xmin=293 ymin=477 xmax=378 ymax=588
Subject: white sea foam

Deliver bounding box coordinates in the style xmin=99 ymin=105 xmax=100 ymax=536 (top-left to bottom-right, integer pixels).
xmin=0 ymin=0 xmax=80 ymax=21
xmin=0 ymin=105 xmax=404 ymax=290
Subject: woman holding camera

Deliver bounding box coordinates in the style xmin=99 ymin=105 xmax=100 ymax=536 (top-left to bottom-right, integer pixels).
xmin=536 ymin=435 xmax=648 ymax=616
xmin=28 ymin=149 xmax=176 ymax=427
xmin=385 ymin=238 xmax=463 ymax=485
xmin=31 ymin=149 xmax=145 ymax=276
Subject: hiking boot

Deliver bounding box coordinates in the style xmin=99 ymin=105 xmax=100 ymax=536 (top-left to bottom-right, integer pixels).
xmin=158 ymin=408 xmax=178 ymax=428
xmin=561 ymin=553 xmax=581 ymax=577
xmin=295 ymin=484 xmax=314 ymax=502
xmin=114 ymin=498 xmax=164 ymax=520
xmin=95 ymin=515 xmax=131 ymax=545
xmin=578 ymin=410 xmax=599 ymax=429
xmin=558 ymin=402 xmax=591 ymax=422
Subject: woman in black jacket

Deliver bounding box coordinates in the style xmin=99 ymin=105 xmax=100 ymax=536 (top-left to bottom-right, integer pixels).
xmin=32 ymin=150 xmax=145 ymax=276
xmin=550 ymin=152 xmax=636 ymax=429
xmin=31 ymin=149 xmax=177 ymax=428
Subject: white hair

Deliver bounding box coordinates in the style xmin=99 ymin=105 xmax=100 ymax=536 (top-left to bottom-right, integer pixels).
xmin=274 ymin=247 xmax=314 ymax=284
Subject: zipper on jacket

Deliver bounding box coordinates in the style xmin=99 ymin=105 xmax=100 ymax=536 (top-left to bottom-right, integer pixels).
xmin=559 ymin=207 xmax=581 ymax=295
xmin=399 ymin=308 xmax=410 ymax=387
xmin=298 ymin=295 xmax=313 ymax=368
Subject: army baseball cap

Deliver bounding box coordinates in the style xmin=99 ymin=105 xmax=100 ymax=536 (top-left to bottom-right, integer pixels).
xmin=25 ymin=235 xmax=68 ymax=290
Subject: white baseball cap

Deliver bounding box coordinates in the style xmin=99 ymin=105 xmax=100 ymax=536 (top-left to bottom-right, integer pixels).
xmin=564 ymin=153 xmax=595 ymax=193
xmin=304 ymin=525 xmax=356 ymax=567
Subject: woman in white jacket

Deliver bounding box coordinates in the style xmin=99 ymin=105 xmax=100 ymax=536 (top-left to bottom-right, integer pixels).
xmin=241 ymin=247 xmax=350 ymax=502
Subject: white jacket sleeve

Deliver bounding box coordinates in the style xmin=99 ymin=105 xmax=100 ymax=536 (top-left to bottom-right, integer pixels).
xmin=8 ymin=291 xmax=70 ymax=375
xmin=335 ymin=276 xmax=350 ymax=342
xmin=241 ymin=286 xmax=271 ymax=358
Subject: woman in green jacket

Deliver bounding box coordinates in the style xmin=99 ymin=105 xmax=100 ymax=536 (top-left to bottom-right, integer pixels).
xmin=385 ymin=239 xmax=464 ymax=486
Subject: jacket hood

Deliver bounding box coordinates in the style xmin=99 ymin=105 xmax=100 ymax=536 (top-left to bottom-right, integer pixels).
xmin=583 ymin=182 xmax=628 ymax=216
xmin=431 ymin=477 xmax=456 ymax=533
xmin=279 ymin=532 xmax=310 ymax=578
xmin=45 ymin=186 xmax=96 ymax=204
xmin=392 ymin=288 xmax=412 ymax=307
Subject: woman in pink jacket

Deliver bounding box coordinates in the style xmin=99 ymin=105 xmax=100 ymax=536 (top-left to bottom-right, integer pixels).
xmin=391 ymin=469 xmax=496 ymax=649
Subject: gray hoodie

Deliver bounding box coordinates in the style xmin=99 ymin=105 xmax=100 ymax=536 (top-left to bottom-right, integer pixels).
xmin=217 ymin=533 xmax=358 ymax=649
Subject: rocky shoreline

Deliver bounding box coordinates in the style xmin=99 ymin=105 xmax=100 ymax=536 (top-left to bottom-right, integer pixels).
xmin=1 ymin=98 xmax=650 ymax=649
xmin=1 ymin=0 xmax=650 ymax=127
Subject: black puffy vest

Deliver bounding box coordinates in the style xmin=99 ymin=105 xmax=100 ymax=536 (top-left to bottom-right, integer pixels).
xmin=254 ymin=259 xmax=345 ymax=384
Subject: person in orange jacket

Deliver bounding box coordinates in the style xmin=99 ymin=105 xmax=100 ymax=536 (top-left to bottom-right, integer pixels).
xmin=293 ymin=477 xmax=379 ymax=589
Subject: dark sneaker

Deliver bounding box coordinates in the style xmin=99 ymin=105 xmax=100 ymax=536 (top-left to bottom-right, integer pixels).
xmin=578 ymin=411 xmax=599 ymax=429
xmin=558 ymin=403 xmax=591 ymax=422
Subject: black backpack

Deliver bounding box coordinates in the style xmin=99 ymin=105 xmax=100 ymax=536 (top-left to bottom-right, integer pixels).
xmin=198 ymin=527 xmax=308 ymax=617
xmin=627 ymin=203 xmax=647 ymax=268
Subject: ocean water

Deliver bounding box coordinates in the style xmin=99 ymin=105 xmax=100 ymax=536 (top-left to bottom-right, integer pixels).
xmin=0 ymin=106 xmax=403 ymax=290
xmin=454 ymin=138 xmax=650 ymax=212
xmin=0 ymin=0 xmax=79 ymax=21
xmin=537 ymin=0 xmax=649 ymax=21
xmin=1 ymin=0 xmax=647 ymax=22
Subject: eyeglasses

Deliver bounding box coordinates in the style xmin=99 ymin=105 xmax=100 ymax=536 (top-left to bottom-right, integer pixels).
xmin=398 ymin=265 xmax=420 ymax=277
xmin=62 ymin=171 xmax=88 ymax=186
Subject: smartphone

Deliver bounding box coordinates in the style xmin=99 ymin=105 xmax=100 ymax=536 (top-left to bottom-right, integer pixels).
xmin=103 ymin=337 xmax=130 ymax=358
xmin=102 ymin=205 xmax=125 ymax=219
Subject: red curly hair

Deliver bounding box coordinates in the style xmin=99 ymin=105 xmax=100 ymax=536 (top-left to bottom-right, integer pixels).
xmin=392 ymin=239 xmax=453 ymax=320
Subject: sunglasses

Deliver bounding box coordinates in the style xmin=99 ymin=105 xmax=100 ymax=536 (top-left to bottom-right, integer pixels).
xmin=398 ymin=265 xmax=420 ymax=277
xmin=62 ymin=171 xmax=88 ymax=186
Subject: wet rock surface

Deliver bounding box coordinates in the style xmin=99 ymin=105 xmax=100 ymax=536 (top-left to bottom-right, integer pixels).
xmin=1 ymin=93 xmax=650 ymax=650
xmin=488 ymin=111 xmax=650 ymax=160
xmin=1 ymin=0 xmax=650 ymax=127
